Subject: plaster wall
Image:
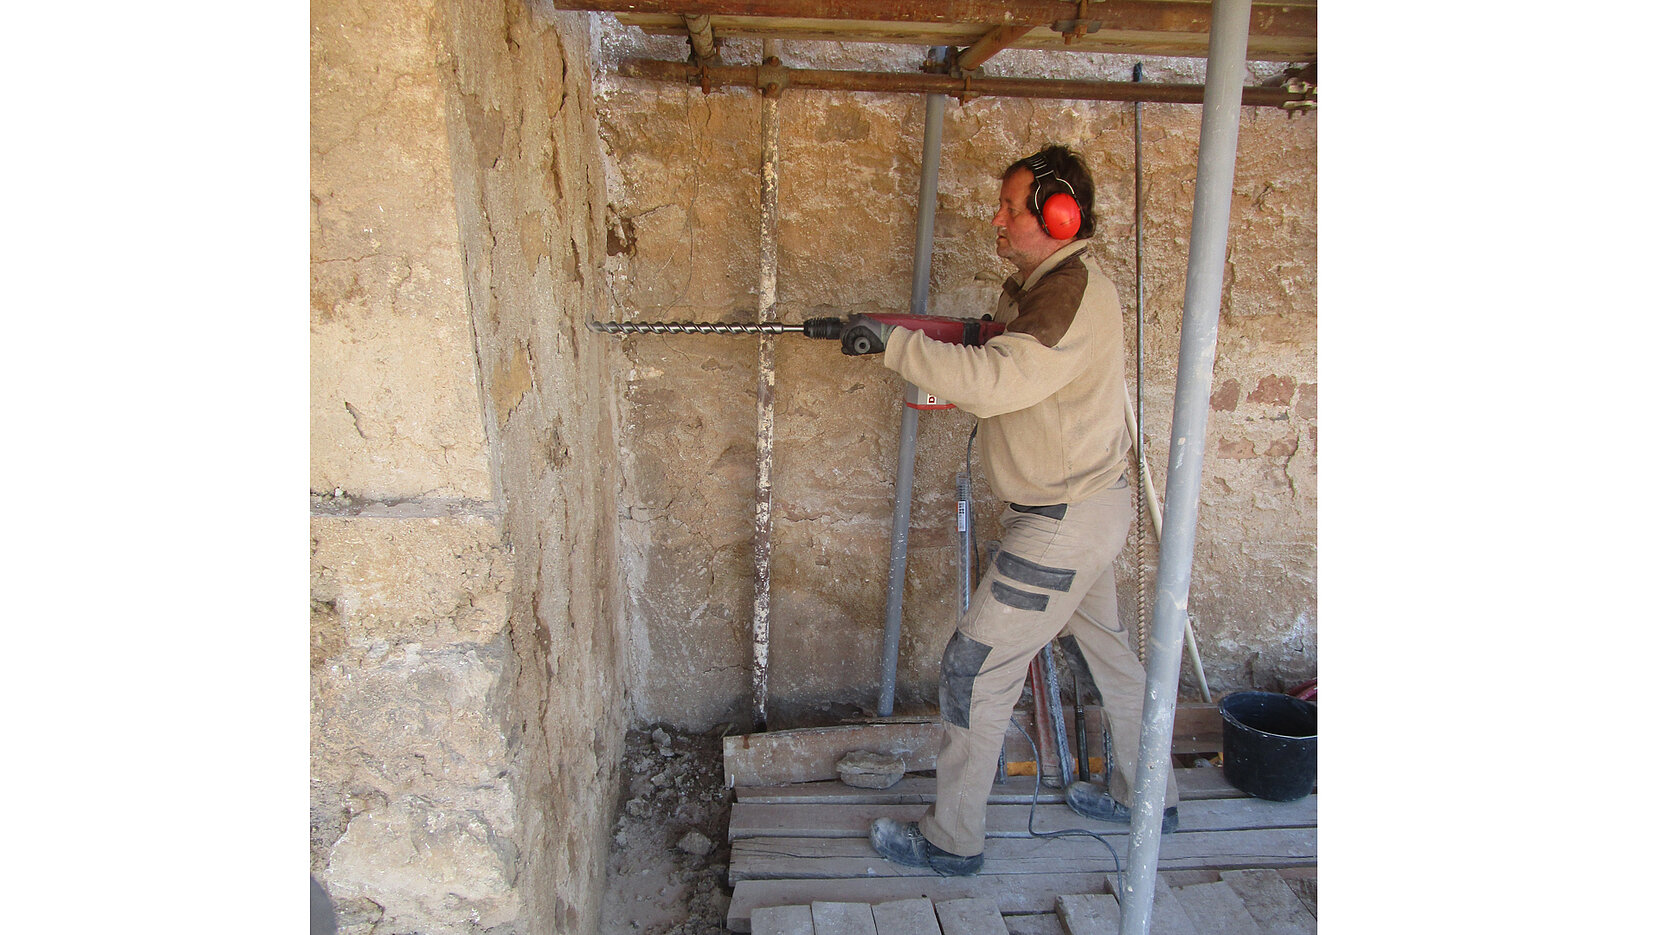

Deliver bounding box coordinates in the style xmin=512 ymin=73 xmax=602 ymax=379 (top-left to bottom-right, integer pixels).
xmin=595 ymin=28 xmax=1317 ymax=728
xmin=311 ymin=2 xmax=625 ymax=933
xmin=438 ymin=2 xmax=628 ymax=932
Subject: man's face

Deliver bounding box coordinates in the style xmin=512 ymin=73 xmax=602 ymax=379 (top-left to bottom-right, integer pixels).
xmin=992 ymin=167 xmax=1059 ymax=276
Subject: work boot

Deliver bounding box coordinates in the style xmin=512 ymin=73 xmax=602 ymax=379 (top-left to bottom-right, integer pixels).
xmin=868 ymin=818 xmax=984 ymax=876
xmin=1064 ymin=781 xmax=1179 ymax=833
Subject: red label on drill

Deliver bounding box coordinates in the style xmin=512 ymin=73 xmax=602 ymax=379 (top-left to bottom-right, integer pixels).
xmin=905 ymin=394 xmax=955 ymax=411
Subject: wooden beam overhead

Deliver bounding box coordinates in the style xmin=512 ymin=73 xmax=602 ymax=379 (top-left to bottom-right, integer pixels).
xmin=620 ymin=58 xmax=1316 ymax=108
xmin=623 ymin=18 xmax=1312 ymax=62
xmin=550 ymin=1 xmax=1315 ymax=30
xmin=550 ymin=1 xmax=1316 ymax=61
xmin=956 ymin=25 xmax=1033 ymax=72
xmin=555 ymin=1 xmax=1316 ymax=62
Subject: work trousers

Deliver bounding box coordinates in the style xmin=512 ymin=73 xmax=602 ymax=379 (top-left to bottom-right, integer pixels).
xmin=919 ymin=478 xmax=1181 ymax=858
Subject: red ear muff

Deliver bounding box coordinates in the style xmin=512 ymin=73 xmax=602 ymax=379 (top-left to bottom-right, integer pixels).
xmin=1041 ymin=192 xmax=1081 ymax=239
xmin=1022 ymin=153 xmax=1084 ymax=240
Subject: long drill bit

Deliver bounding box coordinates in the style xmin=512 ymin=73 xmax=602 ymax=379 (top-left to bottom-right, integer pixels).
xmin=587 ymin=319 xmax=804 ymax=335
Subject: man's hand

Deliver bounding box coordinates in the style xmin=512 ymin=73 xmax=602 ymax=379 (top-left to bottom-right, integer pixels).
xmin=841 ymin=314 xmax=897 ymax=355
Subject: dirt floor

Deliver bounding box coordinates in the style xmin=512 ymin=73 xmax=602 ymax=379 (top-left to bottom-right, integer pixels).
xmin=600 ymin=725 xmax=736 ymax=934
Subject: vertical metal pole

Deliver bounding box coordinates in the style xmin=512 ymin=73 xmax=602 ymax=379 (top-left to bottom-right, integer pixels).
xmin=878 ymin=47 xmax=949 ymax=717
xmin=1119 ymin=3 xmax=1251 ymax=933
xmin=1132 ymin=62 xmax=1149 ymax=666
xmin=752 ymin=38 xmax=782 ymax=730
xmin=908 ymin=61 xmax=946 ymax=317
xmin=956 ymin=472 xmax=973 ymax=613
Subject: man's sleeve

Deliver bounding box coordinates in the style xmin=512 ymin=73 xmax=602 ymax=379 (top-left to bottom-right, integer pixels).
xmin=880 ymin=327 xmax=1088 ymax=418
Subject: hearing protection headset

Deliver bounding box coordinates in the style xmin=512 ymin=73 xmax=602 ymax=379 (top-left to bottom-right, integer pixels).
xmin=1021 ymin=153 xmax=1082 ymax=240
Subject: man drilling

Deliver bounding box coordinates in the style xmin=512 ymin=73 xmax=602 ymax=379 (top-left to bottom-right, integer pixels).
xmin=849 ymin=145 xmax=1180 ymax=876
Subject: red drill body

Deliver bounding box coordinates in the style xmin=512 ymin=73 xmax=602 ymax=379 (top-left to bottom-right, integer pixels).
xmin=837 ymin=313 xmax=1006 ymax=355
xmin=864 ymin=313 xmax=1006 ymax=347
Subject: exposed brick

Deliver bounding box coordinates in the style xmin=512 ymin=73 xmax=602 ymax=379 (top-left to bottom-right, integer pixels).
xmin=1218 ymin=438 xmax=1257 ymax=459
xmin=1210 ymin=378 xmax=1241 ymax=412
xmin=1295 ymin=382 xmax=1317 ymax=419
xmin=1247 ymin=374 xmax=1296 ymax=407
xmin=1265 ymin=435 xmax=1298 ymax=457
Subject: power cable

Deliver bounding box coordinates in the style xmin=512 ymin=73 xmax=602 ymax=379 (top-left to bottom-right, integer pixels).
xmin=1009 ymin=716 xmax=1125 ymax=900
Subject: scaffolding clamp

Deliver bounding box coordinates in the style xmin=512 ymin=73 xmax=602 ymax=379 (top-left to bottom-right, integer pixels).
xmin=1280 ymin=78 xmax=1317 ymax=115
xmin=1055 ymin=1 xmax=1102 ymax=44
xmin=758 ymin=57 xmax=788 ymax=99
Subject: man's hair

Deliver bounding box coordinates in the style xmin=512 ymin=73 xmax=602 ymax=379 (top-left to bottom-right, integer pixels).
xmin=1003 ymin=144 xmax=1097 ymax=240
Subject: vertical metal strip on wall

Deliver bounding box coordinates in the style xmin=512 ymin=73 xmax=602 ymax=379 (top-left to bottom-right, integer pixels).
xmin=1120 ymin=1 xmax=1252 ymax=932
xmin=752 ymin=39 xmax=782 ymax=729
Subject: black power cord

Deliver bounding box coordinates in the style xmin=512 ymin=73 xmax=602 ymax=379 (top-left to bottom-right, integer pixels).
xmin=1009 ymin=716 xmax=1126 ymax=899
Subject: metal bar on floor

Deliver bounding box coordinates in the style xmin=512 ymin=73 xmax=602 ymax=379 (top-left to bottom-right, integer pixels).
xmin=1120 ymin=1 xmax=1252 ymax=933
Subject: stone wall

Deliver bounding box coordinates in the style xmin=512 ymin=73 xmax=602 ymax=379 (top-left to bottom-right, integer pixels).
xmin=439 ymin=1 xmax=627 ymax=932
xmin=311 ymin=2 xmax=624 ymax=933
xmin=595 ymin=29 xmax=1317 ymax=727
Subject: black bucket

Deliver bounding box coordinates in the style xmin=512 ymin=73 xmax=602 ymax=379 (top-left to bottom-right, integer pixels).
xmin=1219 ymin=691 xmax=1317 ymax=801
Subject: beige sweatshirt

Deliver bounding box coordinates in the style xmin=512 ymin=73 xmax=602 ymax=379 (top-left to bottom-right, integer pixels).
xmin=882 ymin=240 xmax=1130 ymax=506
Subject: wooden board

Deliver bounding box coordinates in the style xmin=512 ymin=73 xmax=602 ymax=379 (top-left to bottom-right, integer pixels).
xmin=872 ymin=897 xmax=942 ymax=935
xmin=730 ymin=828 xmax=1317 ymax=882
xmin=729 ymin=874 xmax=1112 ymax=933
xmin=936 ymin=896 xmax=1010 ymax=935
xmin=811 ymin=901 xmax=879 ymax=935
xmin=1273 ymin=867 xmax=1317 ymax=918
xmin=729 ymin=795 xmax=1316 ymax=840
xmin=610 ymin=10 xmax=1318 ymax=62
xmin=1219 ymin=869 xmax=1316 ymax=935
xmin=1150 ymin=878 xmax=1200 ymax=935
xmin=724 ymin=706 xmax=1226 ymax=787
xmin=1055 ymin=893 xmax=1120 ymax=934
xmin=1169 ymin=881 xmax=1263 ymax=935
xmin=1004 ymin=914 xmax=1067 ymax=935
xmin=734 ymin=767 xmax=1246 ymax=805
xmin=751 ymin=904 xmax=814 ymax=935
xmin=725 ymin=723 xmax=941 ymax=787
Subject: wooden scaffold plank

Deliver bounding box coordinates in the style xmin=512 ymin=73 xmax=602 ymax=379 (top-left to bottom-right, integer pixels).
xmin=728 ymin=873 xmax=1111 ymax=933
xmin=1219 ymin=869 xmax=1316 ymax=935
xmin=751 ymin=903 xmax=814 ymax=935
xmin=729 ymin=795 xmax=1316 ymax=840
xmin=1169 ymin=881 xmax=1264 ymax=935
xmin=872 ymin=897 xmax=943 ymax=935
xmin=729 ymin=828 xmax=1316 ymax=882
xmin=724 ymin=723 xmax=940 ymax=787
xmin=1004 ymin=913 xmax=1067 ymax=935
xmin=936 ymin=896 xmax=1010 ymax=935
xmin=1055 ymin=893 xmax=1120 ymax=934
xmin=1149 ymin=877 xmax=1200 ymax=935
xmin=733 ymin=767 xmax=1246 ymax=805
xmin=811 ymin=901 xmax=880 ymax=935
xmin=723 ymin=706 xmax=1226 ymax=787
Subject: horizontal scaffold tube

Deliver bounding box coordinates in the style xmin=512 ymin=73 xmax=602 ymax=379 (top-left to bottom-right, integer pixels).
xmin=618 ymin=58 xmax=1312 ymax=107
xmin=549 ymin=1 xmax=1317 ymax=43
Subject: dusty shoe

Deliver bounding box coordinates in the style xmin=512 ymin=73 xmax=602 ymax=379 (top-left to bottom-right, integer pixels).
xmin=868 ymin=818 xmax=984 ymax=876
xmin=1064 ymin=781 xmax=1179 ymax=833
